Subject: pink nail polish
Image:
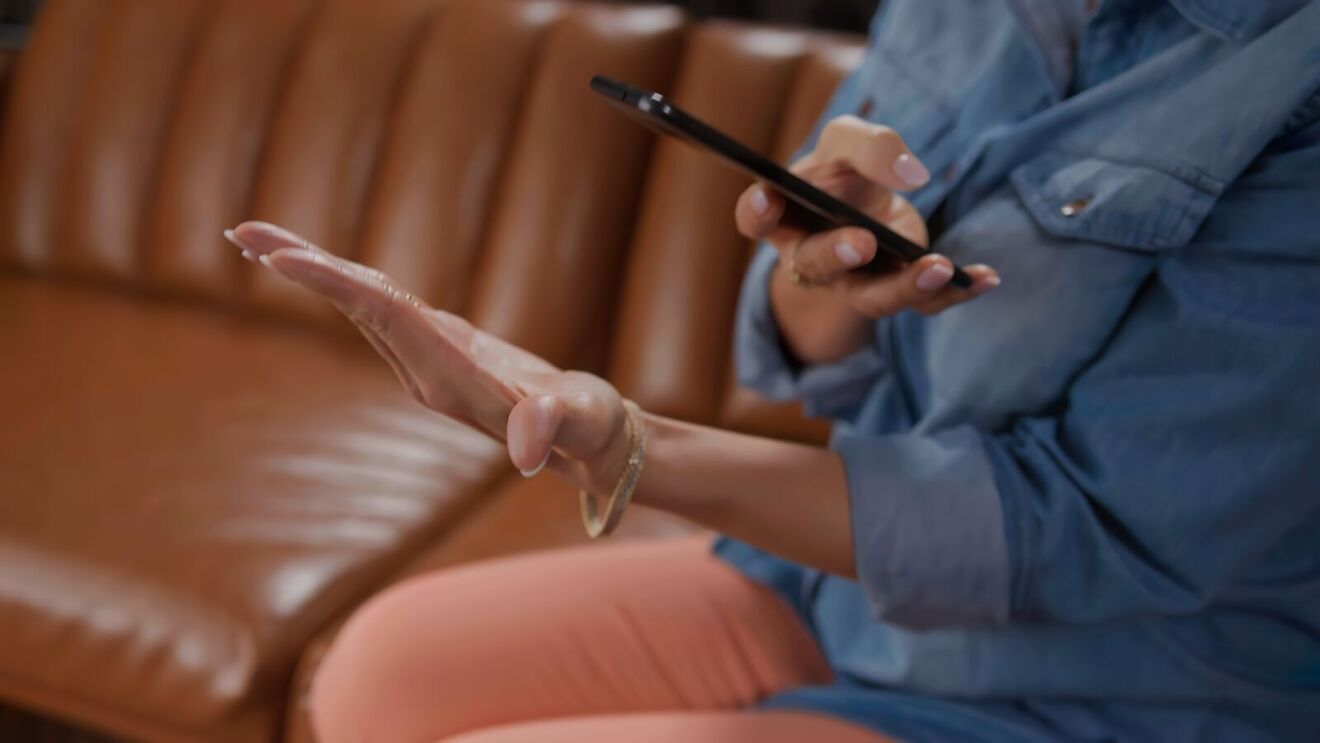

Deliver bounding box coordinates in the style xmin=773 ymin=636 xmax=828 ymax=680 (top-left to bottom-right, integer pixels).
xmin=536 ymin=395 xmax=557 ymax=418
xmin=222 ymin=228 xmax=248 ymax=250
xmin=894 ymin=153 xmax=931 ymax=188
xmin=915 ymin=262 xmax=953 ymax=291
xmin=834 ymin=241 xmax=863 ymax=267
xmin=519 ymin=450 xmax=551 ymax=478
xmin=750 ymin=188 xmax=770 ymax=215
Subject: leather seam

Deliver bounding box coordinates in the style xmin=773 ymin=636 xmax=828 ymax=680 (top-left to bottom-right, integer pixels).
xmin=457 ymin=7 xmax=571 ymax=320
xmin=133 ymin=0 xmax=217 ymax=284
xmin=232 ymin=0 xmax=329 ymax=308
xmin=344 ymin=0 xmax=449 ymax=265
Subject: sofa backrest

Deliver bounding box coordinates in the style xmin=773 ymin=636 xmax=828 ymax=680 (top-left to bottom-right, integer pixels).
xmin=0 ymin=0 xmax=858 ymax=441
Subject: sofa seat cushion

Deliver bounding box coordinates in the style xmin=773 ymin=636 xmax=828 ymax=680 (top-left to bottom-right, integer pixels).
xmin=0 ymin=277 xmax=508 ymax=742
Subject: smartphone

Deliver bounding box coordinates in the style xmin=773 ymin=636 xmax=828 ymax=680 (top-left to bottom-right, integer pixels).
xmin=590 ymin=75 xmax=972 ymax=289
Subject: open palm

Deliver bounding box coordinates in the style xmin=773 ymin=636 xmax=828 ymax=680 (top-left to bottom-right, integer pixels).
xmin=226 ymin=222 xmax=628 ymax=490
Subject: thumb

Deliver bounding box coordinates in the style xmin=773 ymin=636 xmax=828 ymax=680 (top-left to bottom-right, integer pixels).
xmin=506 ymin=395 xmax=564 ymax=477
xmin=505 ymin=376 xmax=626 ymax=479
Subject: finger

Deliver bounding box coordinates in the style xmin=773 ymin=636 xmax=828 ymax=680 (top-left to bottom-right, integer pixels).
xmin=844 ymin=253 xmax=959 ymax=318
xmin=734 ymin=183 xmax=786 ymax=240
xmin=263 ymin=247 xmax=451 ymax=407
xmin=266 ymin=247 xmax=521 ymax=434
xmin=261 ymin=247 xmax=425 ymax=335
xmin=226 ymin=224 xmax=428 ymax=404
xmin=224 ymin=221 xmax=328 ymax=260
xmin=352 ymin=320 xmax=424 ymax=402
xmin=734 ymin=183 xmax=812 ymax=255
xmin=546 ymin=372 xmax=623 ymax=459
xmin=788 ymin=226 xmax=877 ymax=285
xmin=909 ymin=264 xmax=1001 ymax=315
xmin=815 ymin=115 xmax=930 ymax=191
xmin=261 ymin=247 xmax=468 ymax=385
xmin=507 ymin=395 xmax=563 ymax=476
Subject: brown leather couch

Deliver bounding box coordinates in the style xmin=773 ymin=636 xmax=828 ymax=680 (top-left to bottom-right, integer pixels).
xmin=0 ymin=1 xmax=857 ymax=740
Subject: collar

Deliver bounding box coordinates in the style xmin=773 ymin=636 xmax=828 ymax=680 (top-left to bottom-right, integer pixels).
xmin=1167 ymin=0 xmax=1313 ymax=41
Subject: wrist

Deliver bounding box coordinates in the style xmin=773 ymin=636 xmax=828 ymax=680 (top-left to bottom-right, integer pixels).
xmin=577 ymin=400 xmax=647 ymax=538
xmin=582 ymin=400 xmax=640 ymax=497
xmin=626 ymin=414 xmax=730 ymax=524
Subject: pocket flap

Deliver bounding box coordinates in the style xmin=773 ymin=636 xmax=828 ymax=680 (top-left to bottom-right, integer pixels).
xmin=1010 ymin=150 xmax=1222 ymax=251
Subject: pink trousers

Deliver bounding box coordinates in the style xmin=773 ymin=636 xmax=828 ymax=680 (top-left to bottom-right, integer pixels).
xmin=309 ymin=537 xmax=891 ymax=743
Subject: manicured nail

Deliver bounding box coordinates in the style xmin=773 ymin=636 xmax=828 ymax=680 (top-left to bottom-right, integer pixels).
xmin=240 ymin=250 xmax=257 ymax=264
xmin=517 ymin=397 xmax=557 ymax=477
xmin=963 ymin=264 xmax=1002 ymax=291
xmin=894 ymin=153 xmax=930 ymax=188
xmin=520 ymin=450 xmax=551 ymax=478
xmin=258 ymin=254 xmax=274 ymax=269
xmin=915 ymin=261 xmax=954 ymax=291
xmin=834 ymin=241 xmax=863 ymax=268
xmin=749 ymin=187 xmax=770 ymax=215
xmin=222 ymin=228 xmax=247 ymax=250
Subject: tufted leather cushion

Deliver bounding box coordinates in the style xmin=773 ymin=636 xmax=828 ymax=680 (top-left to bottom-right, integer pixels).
xmin=0 ymin=0 xmax=861 ymax=740
xmin=0 ymin=277 xmax=509 ymax=741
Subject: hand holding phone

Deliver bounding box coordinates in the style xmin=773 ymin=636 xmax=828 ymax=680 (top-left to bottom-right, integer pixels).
xmin=590 ymin=76 xmax=1001 ymax=342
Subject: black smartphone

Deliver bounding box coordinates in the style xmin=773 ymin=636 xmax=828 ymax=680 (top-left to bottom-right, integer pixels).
xmin=590 ymin=75 xmax=972 ymax=289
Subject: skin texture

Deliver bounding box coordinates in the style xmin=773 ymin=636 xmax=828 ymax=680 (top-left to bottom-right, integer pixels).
xmin=224 ymin=117 xmax=997 ymax=578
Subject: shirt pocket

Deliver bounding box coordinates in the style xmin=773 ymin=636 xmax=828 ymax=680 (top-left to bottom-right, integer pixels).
xmin=908 ymin=151 xmax=1224 ymax=431
xmin=1009 ymin=149 xmax=1223 ymax=252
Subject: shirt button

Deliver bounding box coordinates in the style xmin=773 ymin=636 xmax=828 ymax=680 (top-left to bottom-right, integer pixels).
xmin=857 ymin=98 xmax=874 ymax=117
xmin=1060 ymin=196 xmax=1091 ymax=217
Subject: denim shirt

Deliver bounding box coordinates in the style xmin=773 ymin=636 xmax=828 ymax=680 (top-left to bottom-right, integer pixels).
xmin=720 ymin=1 xmax=1320 ymax=740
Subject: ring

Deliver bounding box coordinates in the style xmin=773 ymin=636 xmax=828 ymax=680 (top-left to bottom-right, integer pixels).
xmin=788 ymin=240 xmax=821 ymax=288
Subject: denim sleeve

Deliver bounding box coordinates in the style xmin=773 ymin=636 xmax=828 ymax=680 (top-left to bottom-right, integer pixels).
xmin=836 ymin=424 xmax=1011 ymax=627
xmin=733 ymin=245 xmax=885 ymax=420
xmin=840 ymin=257 xmax=1320 ymax=628
xmin=842 ymin=118 xmax=1320 ymax=628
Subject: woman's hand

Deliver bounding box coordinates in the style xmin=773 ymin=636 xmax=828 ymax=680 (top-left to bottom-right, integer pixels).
xmin=734 ymin=116 xmax=1000 ymax=364
xmin=224 ymin=222 xmax=631 ymax=494
xmin=226 ymin=222 xmax=862 ymax=575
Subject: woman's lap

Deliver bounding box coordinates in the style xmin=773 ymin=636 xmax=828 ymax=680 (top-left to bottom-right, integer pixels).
xmin=442 ymin=710 xmax=888 ymax=743
xmin=309 ymin=536 xmax=886 ymax=743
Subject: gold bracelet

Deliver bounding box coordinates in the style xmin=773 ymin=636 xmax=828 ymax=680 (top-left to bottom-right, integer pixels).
xmin=579 ymin=401 xmax=646 ymax=538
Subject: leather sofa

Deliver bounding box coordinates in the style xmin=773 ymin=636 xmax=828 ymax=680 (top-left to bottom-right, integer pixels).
xmin=0 ymin=0 xmax=857 ymax=740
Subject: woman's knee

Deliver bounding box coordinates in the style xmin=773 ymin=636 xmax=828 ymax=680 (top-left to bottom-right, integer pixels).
xmin=307 ymin=572 xmax=495 ymax=743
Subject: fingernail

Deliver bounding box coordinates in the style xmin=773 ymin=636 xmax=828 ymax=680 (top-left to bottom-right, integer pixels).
xmin=520 ymin=450 xmax=551 ymax=478
xmin=222 ymin=228 xmax=248 ymax=250
xmin=964 ymin=264 xmax=1002 ymax=291
xmin=258 ymin=254 xmax=274 ymax=269
xmin=750 ymin=187 xmax=770 ymax=215
xmin=894 ymin=153 xmax=930 ymax=188
xmin=240 ymin=250 xmax=257 ymax=264
xmin=915 ymin=261 xmax=954 ymax=291
xmin=518 ymin=397 xmax=557 ymax=477
xmin=834 ymin=241 xmax=863 ymax=268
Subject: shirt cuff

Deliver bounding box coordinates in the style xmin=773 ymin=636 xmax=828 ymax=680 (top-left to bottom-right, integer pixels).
xmin=733 ymin=245 xmax=885 ymax=419
xmin=835 ymin=424 xmax=1012 ymax=628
